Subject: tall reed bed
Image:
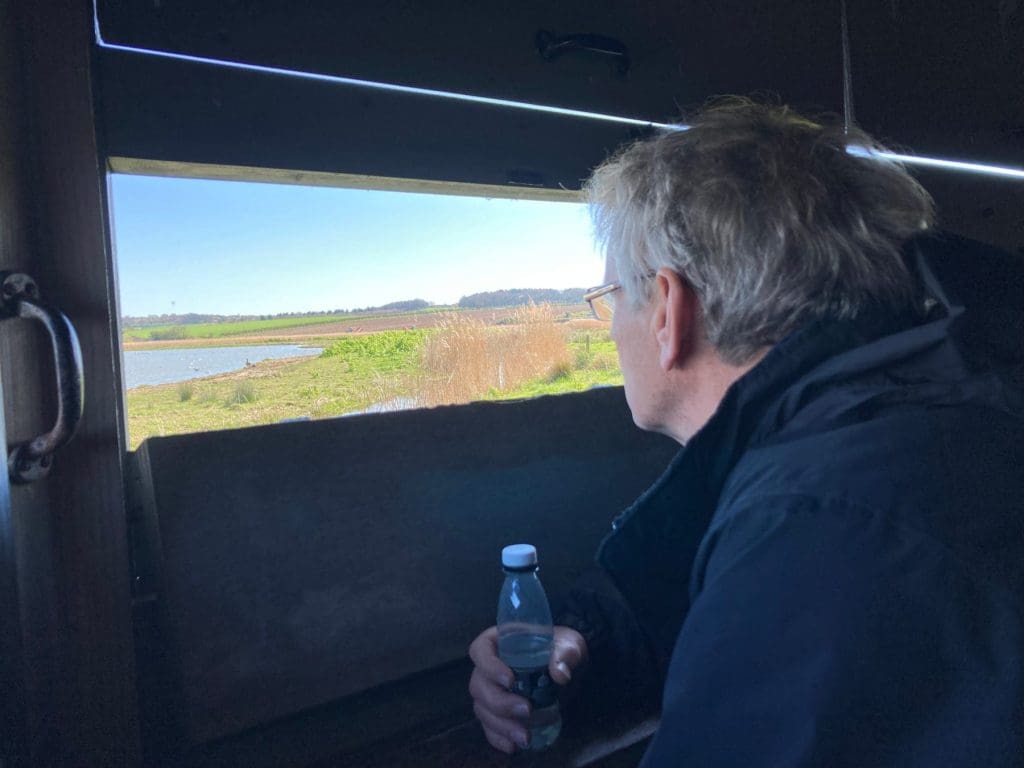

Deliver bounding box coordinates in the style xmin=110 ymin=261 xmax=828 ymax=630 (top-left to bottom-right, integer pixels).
xmin=417 ymin=304 xmax=570 ymax=406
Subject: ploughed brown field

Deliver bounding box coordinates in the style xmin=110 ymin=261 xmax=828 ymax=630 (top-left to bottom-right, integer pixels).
xmin=123 ymin=307 xmax=607 ymax=350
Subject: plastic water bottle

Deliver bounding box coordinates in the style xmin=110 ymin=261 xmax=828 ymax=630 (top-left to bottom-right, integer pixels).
xmin=496 ymin=544 xmax=561 ymax=750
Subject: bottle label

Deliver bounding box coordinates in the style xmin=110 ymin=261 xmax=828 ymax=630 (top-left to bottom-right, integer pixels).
xmin=510 ymin=666 xmax=557 ymax=709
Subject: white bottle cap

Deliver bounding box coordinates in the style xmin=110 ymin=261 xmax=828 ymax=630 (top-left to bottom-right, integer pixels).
xmin=501 ymin=544 xmax=538 ymax=569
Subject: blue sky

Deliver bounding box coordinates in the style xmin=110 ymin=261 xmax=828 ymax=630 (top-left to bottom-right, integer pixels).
xmin=109 ymin=175 xmax=604 ymax=317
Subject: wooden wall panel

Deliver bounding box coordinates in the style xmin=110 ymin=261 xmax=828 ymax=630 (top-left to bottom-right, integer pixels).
xmin=96 ymin=48 xmax=641 ymax=192
xmin=94 ymin=1 xmax=1024 ymax=251
xmin=1 ymin=0 xmax=63 ymax=764
xmin=0 ymin=20 xmax=27 ymax=735
xmin=93 ymin=1 xmax=852 ymax=192
xmin=96 ymin=0 xmax=845 ymax=125
xmin=848 ymin=0 xmax=1024 ymax=255
xmin=132 ymin=387 xmax=677 ymax=749
xmin=2 ymin=0 xmax=140 ymax=764
xmin=850 ymin=0 xmax=1024 ymax=169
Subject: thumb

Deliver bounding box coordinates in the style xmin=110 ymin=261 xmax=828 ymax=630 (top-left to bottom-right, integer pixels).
xmin=549 ymin=627 xmax=587 ymax=685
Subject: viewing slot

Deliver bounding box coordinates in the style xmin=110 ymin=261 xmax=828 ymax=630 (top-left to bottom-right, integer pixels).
xmin=109 ymin=169 xmax=621 ymax=448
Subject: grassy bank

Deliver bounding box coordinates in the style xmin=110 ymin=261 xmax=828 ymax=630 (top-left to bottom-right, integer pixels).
xmin=125 ymin=313 xmax=622 ymax=449
xmin=490 ymin=331 xmax=621 ymax=400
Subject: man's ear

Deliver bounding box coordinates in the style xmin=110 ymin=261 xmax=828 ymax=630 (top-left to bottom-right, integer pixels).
xmin=651 ymin=268 xmax=697 ymax=371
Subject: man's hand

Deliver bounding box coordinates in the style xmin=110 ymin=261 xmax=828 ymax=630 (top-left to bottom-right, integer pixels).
xmin=468 ymin=625 xmax=588 ymax=753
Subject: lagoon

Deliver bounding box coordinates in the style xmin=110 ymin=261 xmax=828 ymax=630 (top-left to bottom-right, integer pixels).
xmin=124 ymin=344 xmax=322 ymax=388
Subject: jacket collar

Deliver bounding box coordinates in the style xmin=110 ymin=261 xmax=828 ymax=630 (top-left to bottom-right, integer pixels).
xmin=595 ymin=311 xmax=880 ymax=662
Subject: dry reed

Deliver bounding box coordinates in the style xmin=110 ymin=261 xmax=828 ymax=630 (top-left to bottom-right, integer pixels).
xmin=416 ymin=304 xmax=570 ymax=406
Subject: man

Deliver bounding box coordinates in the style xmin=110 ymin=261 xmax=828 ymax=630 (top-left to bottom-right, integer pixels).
xmin=469 ymin=99 xmax=1024 ymax=765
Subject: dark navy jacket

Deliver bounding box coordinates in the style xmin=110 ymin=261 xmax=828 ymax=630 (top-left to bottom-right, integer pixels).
xmin=571 ymin=233 xmax=1024 ymax=766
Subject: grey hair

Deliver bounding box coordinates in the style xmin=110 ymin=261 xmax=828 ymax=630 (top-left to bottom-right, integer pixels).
xmin=585 ymin=97 xmax=935 ymax=365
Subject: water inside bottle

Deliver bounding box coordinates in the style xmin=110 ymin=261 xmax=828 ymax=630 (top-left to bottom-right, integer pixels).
xmin=498 ymin=632 xmax=552 ymax=668
xmin=498 ymin=632 xmax=562 ymax=750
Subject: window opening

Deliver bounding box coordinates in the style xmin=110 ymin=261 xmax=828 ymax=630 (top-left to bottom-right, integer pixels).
xmin=111 ymin=172 xmax=621 ymax=449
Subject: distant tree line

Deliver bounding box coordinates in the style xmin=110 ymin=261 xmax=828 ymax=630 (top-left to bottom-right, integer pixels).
xmin=457 ymin=288 xmax=586 ymax=309
xmin=122 ymin=299 xmax=433 ymax=328
xmin=353 ymin=299 xmax=431 ymax=313
xmin=123 ymin=291 xmax=586 ymax=327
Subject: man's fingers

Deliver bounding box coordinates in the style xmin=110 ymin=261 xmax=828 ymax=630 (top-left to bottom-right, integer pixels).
xmin=468 ymin=626 xmax=497 ymax=657
xmin=550 ymin=627 xmax=588 ymax=685
xmin=468 ymin=627 xmax=514 ymax=688
xmin=474 ymin=702 xmax=529 ymax=752
xmin=469 ymin=668 xmax=532 ymax=719
xmin=483 ymin=729 xmax=515 ymax=755
xmin=550 ymin=660 xmax=572 ymax=686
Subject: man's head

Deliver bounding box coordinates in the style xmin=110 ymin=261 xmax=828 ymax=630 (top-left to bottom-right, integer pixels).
xmin=585 ymin=98 xmax=935 ymax=441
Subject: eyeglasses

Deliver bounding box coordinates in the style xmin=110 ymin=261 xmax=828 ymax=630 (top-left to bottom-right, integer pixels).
xmin=583 ymin=282 xmax=621 ymax=322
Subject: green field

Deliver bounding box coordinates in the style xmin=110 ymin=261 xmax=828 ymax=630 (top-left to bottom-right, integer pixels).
xmin=125 ymin=327 xmax=621 ymax=448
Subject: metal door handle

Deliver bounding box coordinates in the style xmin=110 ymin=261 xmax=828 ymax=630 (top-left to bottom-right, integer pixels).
xmin=0 ymin=272 xmax=84 ymax=484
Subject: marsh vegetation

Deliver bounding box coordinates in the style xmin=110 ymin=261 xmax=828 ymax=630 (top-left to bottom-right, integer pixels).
xmin=124 ymin=304 xmax=621 ymax=448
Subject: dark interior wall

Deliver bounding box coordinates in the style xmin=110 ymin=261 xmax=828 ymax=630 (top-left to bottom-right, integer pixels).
xmin=131 ymin=387 xmax=677 ymax=747
xmin=96 ymin=0 xmax=846 ymax=125
xmin=0 ymin=3 xmax=29 ymax=757
xmin=914 ymin=170 xmax=1024 ymax=259
xmin=93 ymin=0 xmax=845 ymax=192
xmin=3 ymin=1 xmax=140 ymax=763
xmin=94 ymin=0 xmax=1024 ymax=252
xmin=94 ymin=0 xmax=847 ymax=193
xmin=849 ymin=0 xmax=1023 ymax=168
xmin=848 ymin=1 xmax=1024 ymax=256
xmin=96 ymin=48 xmax=640 ymax=192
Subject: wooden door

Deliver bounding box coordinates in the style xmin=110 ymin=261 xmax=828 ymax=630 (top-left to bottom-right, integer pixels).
xmin=0 ymin=0 xmax=140 ymax=764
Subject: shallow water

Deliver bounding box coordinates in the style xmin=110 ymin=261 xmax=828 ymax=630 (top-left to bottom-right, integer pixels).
xmin=124 ymin=344 xmax=321 ymax=388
